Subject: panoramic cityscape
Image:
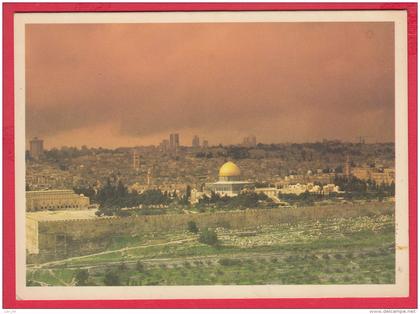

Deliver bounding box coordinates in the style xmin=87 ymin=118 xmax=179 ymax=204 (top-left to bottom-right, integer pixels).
xmin=25 ymin=21 xmax=395 ymax=286
xmin=26 ymin=135 xmax=395 ymax=286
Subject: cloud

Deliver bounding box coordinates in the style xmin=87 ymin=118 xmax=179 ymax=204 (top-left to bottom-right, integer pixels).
xmin=26 ymin=22 xmax=394 ymax=148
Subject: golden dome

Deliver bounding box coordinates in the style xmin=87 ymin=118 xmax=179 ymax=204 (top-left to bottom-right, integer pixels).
xmin=219 ymin=161 xmax=241 ymax=177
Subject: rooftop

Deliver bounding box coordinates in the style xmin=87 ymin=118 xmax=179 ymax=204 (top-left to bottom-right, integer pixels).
xmin=26 ymin=209 xmax=98 ymax=222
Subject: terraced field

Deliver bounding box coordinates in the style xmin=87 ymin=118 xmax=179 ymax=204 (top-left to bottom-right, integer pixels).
xmin=27 ymin=209 xmax=395 ymax=286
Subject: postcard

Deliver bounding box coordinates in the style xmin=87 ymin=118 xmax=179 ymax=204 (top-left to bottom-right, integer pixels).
xmin=3 ymin=3 xmax=417 ymax=309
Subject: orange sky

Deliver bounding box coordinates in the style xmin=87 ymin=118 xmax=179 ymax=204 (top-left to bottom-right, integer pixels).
xmin=26 ymin=22 xmax=395 ymax=149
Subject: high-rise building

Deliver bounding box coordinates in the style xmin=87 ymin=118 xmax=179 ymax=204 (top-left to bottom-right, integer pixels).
xmin=132 ymin=150 xmax=140 ymax=171
xmin=202 ymin=140 xmax=209 ymax=148
xmin=242 ymin=135 xmax=257 ymax=148
xmin=192 ymin=135 xmax=200 ymax=148
xmin=169 ymin=133 xmax=180 ymax=150
xmin=29 ymin=137 xmax=44 ymax=160
xmin=159 ymin=139 xmax=169 ymax=152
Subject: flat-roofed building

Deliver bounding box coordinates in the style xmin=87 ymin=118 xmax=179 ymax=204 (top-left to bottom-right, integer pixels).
xmin=26 ymin=189 xmax=90 ymax=212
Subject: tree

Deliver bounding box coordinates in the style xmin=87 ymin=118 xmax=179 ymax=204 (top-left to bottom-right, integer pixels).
xmin=181 ymin=185 xmax=192 ymax=205
xmin=104 ymin=269 xmax=121 ymax=286
xmin=116 ymin=180 xmax=127 ymax=198
xmin=198 ymin=228 xmax=219 ymax=246
xmin=187 ymin=221 xmax=199 ymax=234
xmin=75 ymin=269 xmax=89 ymax=286
xmin=186 ymin=185 xmax=192 ymax=199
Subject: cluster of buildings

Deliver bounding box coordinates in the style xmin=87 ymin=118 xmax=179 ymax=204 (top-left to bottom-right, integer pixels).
xmin=26 ymin=163 xmax=76 ymax=190
xmin=242 ymin=135 xmax=257 ymax=148
xmin=190 ymin=161 xmax=342 ymax=205
xmin=25 ymin=137 xmax=395 ymax=208
xmin=159 ymin=133 xmax=211 ymax=151
xmin=159 ymin=133 xmax=180 ymax=152
xmin=351 ymin=166 xmax=395 ymax=185
xmin=277 ymin=182 xmax=340 ymax=195
xmin=156 ymin=133 xmax=256 ymax=152
xmin=190 ymin=135 xmax=210 ymax=148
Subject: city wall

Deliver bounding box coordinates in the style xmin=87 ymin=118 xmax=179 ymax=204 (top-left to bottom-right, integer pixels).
xmin=28 ymin=202 xmax=394 ymax=263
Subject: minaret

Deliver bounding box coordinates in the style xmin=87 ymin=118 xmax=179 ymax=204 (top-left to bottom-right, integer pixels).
xmin=344 ymin=155 xmax=351 ymax=177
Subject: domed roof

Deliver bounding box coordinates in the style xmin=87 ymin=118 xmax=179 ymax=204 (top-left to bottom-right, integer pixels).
xmin=219 ymin=161 xmax=241 ymax=177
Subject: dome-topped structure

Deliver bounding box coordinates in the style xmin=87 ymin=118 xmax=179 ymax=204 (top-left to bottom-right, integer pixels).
xmin=204 ymin=161 xmax=253 ymax=197
xmin=219 ymin=161 xmax=241 ymax=181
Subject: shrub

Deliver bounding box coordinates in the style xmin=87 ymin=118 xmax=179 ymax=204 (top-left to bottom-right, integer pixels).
xmin=27 ymin=280 xmax=41 ymax=286
xmin=218 ymin=258 xmax=242 ymax=266
xmin=345 ymin=252 xmax=354 ymax=259
xmin=118 ymin=262 xmax=127 ymax=270
xmin=115 ymin=209 xmax=131 ymax=217
xmin=75 ymin=269 xmax=89 ymax=286
xmin=371 ymin=276 xmax=380 ymax=284
xmin=104 ymin=269 xmax=121 ymax=286
xmin=136 ymin=261 xmax=145 ymax=272
xmin=198 ymin=228 xmax=219 ymax=246
xmin=367 ymin=251 xmax=377 ymax=257
xmin=187 ymin=221 xmax=199 ymax=234
xmin=285 ymin=255 xmax=295 ymax=262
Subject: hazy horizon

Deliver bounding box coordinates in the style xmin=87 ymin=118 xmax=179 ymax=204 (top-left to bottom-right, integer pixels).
xmin=26 ymin=22 xmax=395 ymax=149
xmin=27 ymin=137 xmax=395 ymax=151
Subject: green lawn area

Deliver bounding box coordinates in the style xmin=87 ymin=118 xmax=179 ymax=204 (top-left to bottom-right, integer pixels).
xmin=27 ymin=213 xmax=395 ymax=286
